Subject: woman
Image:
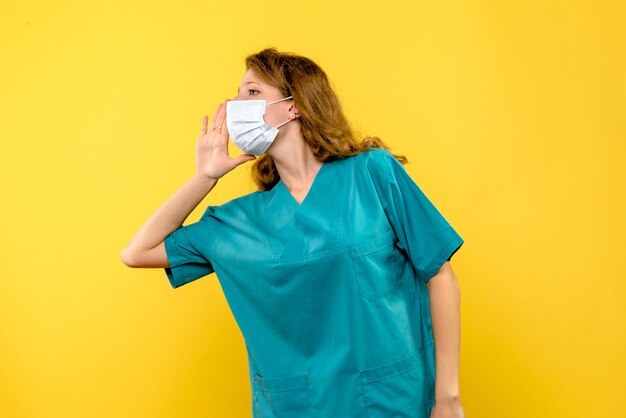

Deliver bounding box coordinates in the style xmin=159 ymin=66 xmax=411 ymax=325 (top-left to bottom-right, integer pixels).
xmin=121 ymin=47 xmax=466 ymax=418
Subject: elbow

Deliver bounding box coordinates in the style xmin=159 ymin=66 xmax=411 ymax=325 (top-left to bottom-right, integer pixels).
xmin=120 ymin=248 xmax=138 ymax=267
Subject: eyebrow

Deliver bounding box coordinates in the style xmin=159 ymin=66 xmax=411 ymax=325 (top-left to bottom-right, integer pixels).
xmin=237 ymin=81 xmax=259 ymax=94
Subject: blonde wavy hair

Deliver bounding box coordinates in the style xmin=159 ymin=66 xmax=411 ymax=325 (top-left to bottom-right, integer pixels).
xmin=245 ymin=47 xmax=407 ymax=190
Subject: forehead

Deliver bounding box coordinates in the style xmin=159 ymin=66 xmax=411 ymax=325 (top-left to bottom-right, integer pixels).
xmin=238 ymin=70 xmax=274 ymax=93
xmin=240 ymin=69 xmax=265 ymax=86
xmin=238 ymin=71 xmax=256 ymax=88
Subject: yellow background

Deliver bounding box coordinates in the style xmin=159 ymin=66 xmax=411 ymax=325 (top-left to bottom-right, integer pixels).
xmin=1 ymin=1 xmax=624 ymax=417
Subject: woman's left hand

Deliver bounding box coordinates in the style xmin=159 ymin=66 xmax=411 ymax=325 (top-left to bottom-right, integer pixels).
xmin=430 ymin=397 xmax=465 ymax=418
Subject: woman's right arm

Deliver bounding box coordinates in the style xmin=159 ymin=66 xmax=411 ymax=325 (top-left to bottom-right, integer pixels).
xmin=119 ymin=98 xmax=256 ymax=268
xmin=119 ymin=174 xmax=218 ymax=268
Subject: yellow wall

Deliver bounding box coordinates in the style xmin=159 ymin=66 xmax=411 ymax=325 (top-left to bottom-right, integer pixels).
xmin=1 ymin=1 xmax=624 ymax=417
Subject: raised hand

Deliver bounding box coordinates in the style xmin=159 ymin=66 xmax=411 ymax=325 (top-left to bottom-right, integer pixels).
xmin=195 ymin=99 xmax=256 ymax=180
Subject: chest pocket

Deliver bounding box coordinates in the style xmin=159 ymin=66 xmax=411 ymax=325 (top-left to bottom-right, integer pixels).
xmin=252 ymin=372 xmax=312 ymax=418
xmin=350 ymin=229 xmax=407 ymax=301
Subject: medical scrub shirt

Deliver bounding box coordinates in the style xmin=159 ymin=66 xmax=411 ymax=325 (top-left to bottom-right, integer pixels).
xmin=163 ymin=148 xmax=464 ymax=418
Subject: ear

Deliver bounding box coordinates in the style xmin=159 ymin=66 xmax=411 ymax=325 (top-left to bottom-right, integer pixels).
xmin=288 ymin=103 xmax=300 ymax=119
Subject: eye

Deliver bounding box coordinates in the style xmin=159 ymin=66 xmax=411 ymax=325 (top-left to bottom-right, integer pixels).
xmin=248 ymin=89 xmax=259 ymax=95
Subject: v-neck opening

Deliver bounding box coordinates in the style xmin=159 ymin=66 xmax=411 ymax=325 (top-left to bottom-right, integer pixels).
xmin=276 ymin=161 xmax=327 ymax=208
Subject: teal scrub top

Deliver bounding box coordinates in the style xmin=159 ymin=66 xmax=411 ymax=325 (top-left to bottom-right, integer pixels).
xmin=163 ymin=148 xmax=464 ymax=418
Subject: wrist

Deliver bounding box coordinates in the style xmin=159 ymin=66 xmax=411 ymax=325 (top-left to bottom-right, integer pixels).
xmin=435 ymin=380 xmax=460 ymax=402
xmin=435 ymin=390 xmax=460 ymax=403
xmin=191 ymin=172 xmax=219 ymax=193
xmin=193 ymin=172 xmax=219 ymax=184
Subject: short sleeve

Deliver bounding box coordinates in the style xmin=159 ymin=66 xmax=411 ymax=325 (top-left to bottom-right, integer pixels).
xmin=370 ymin=150 xmax=465 ymax=284
xmin=163 ymin=206 xmax=218 ymax=289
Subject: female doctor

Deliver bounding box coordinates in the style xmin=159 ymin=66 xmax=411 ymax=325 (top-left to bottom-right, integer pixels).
xmin=121 ymin=47 xmax=466 ymax=418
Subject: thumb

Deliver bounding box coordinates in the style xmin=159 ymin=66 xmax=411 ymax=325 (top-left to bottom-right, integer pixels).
xmin=231 ymin=153 xmax=257 ymax=166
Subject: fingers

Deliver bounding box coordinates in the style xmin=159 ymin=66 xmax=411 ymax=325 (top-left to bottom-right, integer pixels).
xmin=200 ymin=115 xmax=208 ymax=136
xmin=207 ymin=99 xmax=230 ymax=134
xmin=216 ymin=98 xmax=230 ymax=133
xmin=209 ymin=102 xmax=223 ymax=133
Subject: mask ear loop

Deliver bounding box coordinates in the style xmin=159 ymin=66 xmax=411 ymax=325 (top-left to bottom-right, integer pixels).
xmin=267 ymin=95 xmax=293 ymax=105
xmin=273 ymin=118 xmax=293 ymax=129
xmin=267 ymin=95 xmax=295 ymax=129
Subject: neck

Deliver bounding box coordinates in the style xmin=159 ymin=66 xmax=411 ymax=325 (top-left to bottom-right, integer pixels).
xmin=268 ymin=137 xmax=322 ymax=193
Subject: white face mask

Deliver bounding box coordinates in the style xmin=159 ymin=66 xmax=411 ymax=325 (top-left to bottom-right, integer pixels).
xmin=225 ymin=96 xmax=294 ymax=155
